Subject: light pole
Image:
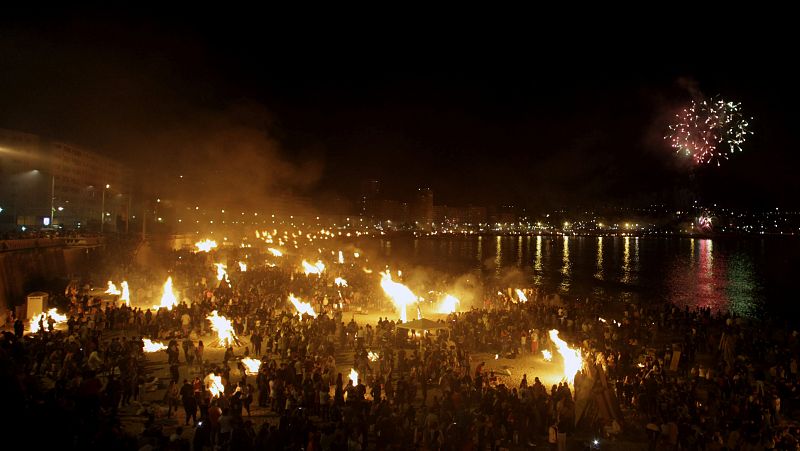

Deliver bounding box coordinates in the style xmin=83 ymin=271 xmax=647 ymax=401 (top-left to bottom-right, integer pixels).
xmin=50 ymin=175 xmax=55 ymax=227
xmin=100 ymin=184 xmax=109 ymax=232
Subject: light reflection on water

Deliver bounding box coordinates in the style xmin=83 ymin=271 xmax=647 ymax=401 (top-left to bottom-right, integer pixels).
xmin=368 ymin=236 xmax=793 ymax=317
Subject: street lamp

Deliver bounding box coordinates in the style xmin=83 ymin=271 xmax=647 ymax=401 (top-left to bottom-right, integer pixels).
xmin=101 ymin=184 xmax=110 ymax=232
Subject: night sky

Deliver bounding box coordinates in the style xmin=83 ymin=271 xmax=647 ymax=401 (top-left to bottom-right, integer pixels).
xmin=1 ymin=9 xmax=797 ymax=211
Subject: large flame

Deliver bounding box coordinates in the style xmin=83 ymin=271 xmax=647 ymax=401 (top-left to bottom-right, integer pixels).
xmin=301 ymin=260 xmax=325 ymax=275
xmin=380 ymin=271 xmax=417 ymax=323
xmin=515 ymin=289 xmax=528 ymax=303
xmin=438 ymin=294 xmax=460 ymax=314
xmin=334 ymin=277 xmax=348 ymax=287
xmin=548 ymin=330 xmax=583 ymax=385
xmin=215 ymin=263 xmax=229 ymax=282
xmin=105 ymin=281 xmax=121 ymax=295
xmin=207 ymin=310 xmax=236 ymax=347
xmin=349 ymin=368 xmax=359 ymax=385
xmin=159 ymin=277 xmax=178 ymax=310
xmin=46 ymin=308 xmax=67 ymax=324
xmin=205 ymin=373 xmax=225 ymax=397
xmin=29 ymin=308 xmax=68 ymax=333
xmin=241 ymin=357 xmax=261 ymax=375
xmin=268 ymin=248 xmax=283 ymax=257
xmin=238 ymin=261 xmax=247 ymax=272
xmin=195 ymin=239 xmax=218 ymax=252
xmin=143 ymin=338 xmax=168 ymax=352
xmin=120 ymin=281 xmax=131 ymax=305
xmin=289 ymin=294 xmax=317 ymax=318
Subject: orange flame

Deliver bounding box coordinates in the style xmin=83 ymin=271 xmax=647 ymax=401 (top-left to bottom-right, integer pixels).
xmin=205 ymin=373 xmax=224 ymax=397
xmin=143 ymin=338 xmax=167 ymax=352
xmin=241 ymin=357 xmax=261 ymax=375
xmin=289 ymin=294 xmax=317 ymax=318
xmin=105 ymin=281 xmax=121 ymax=295
xmin=548 ymin=330 xmax=583 ymax=385
xmin=380 ymin=271 xmax=417 ymax=322
xmin=158 ymin=277 xmax=178 ymax=310
xmin=207 ymin=310 xmax=235 ymax=347
xmin=438 ymin=294 xmax=460 ymax=314
xmin=195 ymin=239 xmax=217 ymax=252
xmin=120 ymin=281 xmax=131 ymax=305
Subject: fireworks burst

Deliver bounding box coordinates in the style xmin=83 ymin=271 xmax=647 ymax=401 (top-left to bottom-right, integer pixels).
xmin=697 ymin=211 xmax=713 ymax=232
xmin=666 ymin=96 xmax=753 ymax=166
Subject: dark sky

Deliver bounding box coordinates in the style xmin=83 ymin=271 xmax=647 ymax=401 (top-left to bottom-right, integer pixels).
xmin=1 ymin=9 xmax=797 ymax=211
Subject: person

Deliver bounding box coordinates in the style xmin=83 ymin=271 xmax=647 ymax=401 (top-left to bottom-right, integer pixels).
xmin=196 ymin=340 xmax=204 ymax=366
xmin=251 ymin=330 xmax=262 ymax=356
xmin=243 ymin=383 xmax=254 ymax=417
xmin=166 ymin=380 xmax=180 ymax=417
xmin=170 ymin=362 xmax=180 ymax=384
xmin=180 ymin=379 xmax=197 ymax=425
xmin=14 ymin=318 xmax=24 ymax=338
xmin=182 ymin=336 xmax=193 ymax=364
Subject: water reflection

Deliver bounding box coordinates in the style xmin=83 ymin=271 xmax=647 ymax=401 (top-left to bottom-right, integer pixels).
xmin=365 ymin=235 xmax=769 ymax=317
xmin=621 ymin=237 xmax=631 ymax=284
xmin=726 ymin=252 xmax=759 ymax=317
xmin=495 ymin=235 xmax=502 ymax=277
xmin=595 ymin=236 xmax=604 ymax=281
xmin=533 ymin=236 xmax=543 ymax=286
xmin=697 ymin=239 xmax=716 ymax=308
xmin=560 ymin=235 xmax=571 ymax=292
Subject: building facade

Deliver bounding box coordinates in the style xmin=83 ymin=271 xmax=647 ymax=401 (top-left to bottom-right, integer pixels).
xmin=0 ymin=128 xmax=132 ymax=231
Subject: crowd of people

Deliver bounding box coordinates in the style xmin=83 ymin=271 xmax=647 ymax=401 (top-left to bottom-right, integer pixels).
xmin=2 ymin=244 xmax=800 ymax=450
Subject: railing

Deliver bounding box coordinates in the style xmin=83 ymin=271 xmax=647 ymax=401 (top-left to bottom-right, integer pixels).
xmin=0 ymin=236 xmax=104 ymax=252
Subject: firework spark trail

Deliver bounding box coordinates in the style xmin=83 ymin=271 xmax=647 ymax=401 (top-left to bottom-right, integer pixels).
xmin=666 ymin=96 xmax=752 ymax=166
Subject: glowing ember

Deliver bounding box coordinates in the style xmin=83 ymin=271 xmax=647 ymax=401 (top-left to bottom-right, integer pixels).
xmin=207 ymin=310 xmax=236 ymax=347
xmin=542 ymin=350 xmax=553 ymax=361
xmin=380 ymin=271 xmax=418 ymax=323
xmin=334 ymin=277 xmax=348 ymax=287
xmin=143 ymin=338 xmax=167 ymax=352
xmin=301 ymin=260 xmax=325 ymax=275
xmin=548 ymin=330 xmax=583 ymax=385
xmin=158 ymin=277 xmax=178 ymax=310
xmin=338 ymin=251 xmax=344 ymax=264
xmin=120 ymin=281 xmax=131 ymax=305
xmin=241 ymin=357 xmax=261 ymax=375
xmin=363 ymin=267 xmax=373 ymax=274
xmin=353 ymin=252 xmax=360 ymax=258
xmin=368 ymin=351 xmax=379 ymax=361
xmin=268 ymin=248 xmax=283 ymax=257
xmin=438 ymin=294 xmax=460 ymax=314
xmin=289 ymin=294 xmax=317 ymax=318
xmin=349 ymin=368 xmax=359 ymax=385
xmin=238 ymin=261 xmax=247 ymax=272
xmin=105 ymin=281 xmax=121 ymax=295
xmin=515 ymin=289 xmax=528 ymax=303
xmin=205 ymin=373 xmax=225 ymax=397
xmin=215 ymin=263 xmax=229 ymax=282
xmin=195 ymin=239 xmax=218 ymax=252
